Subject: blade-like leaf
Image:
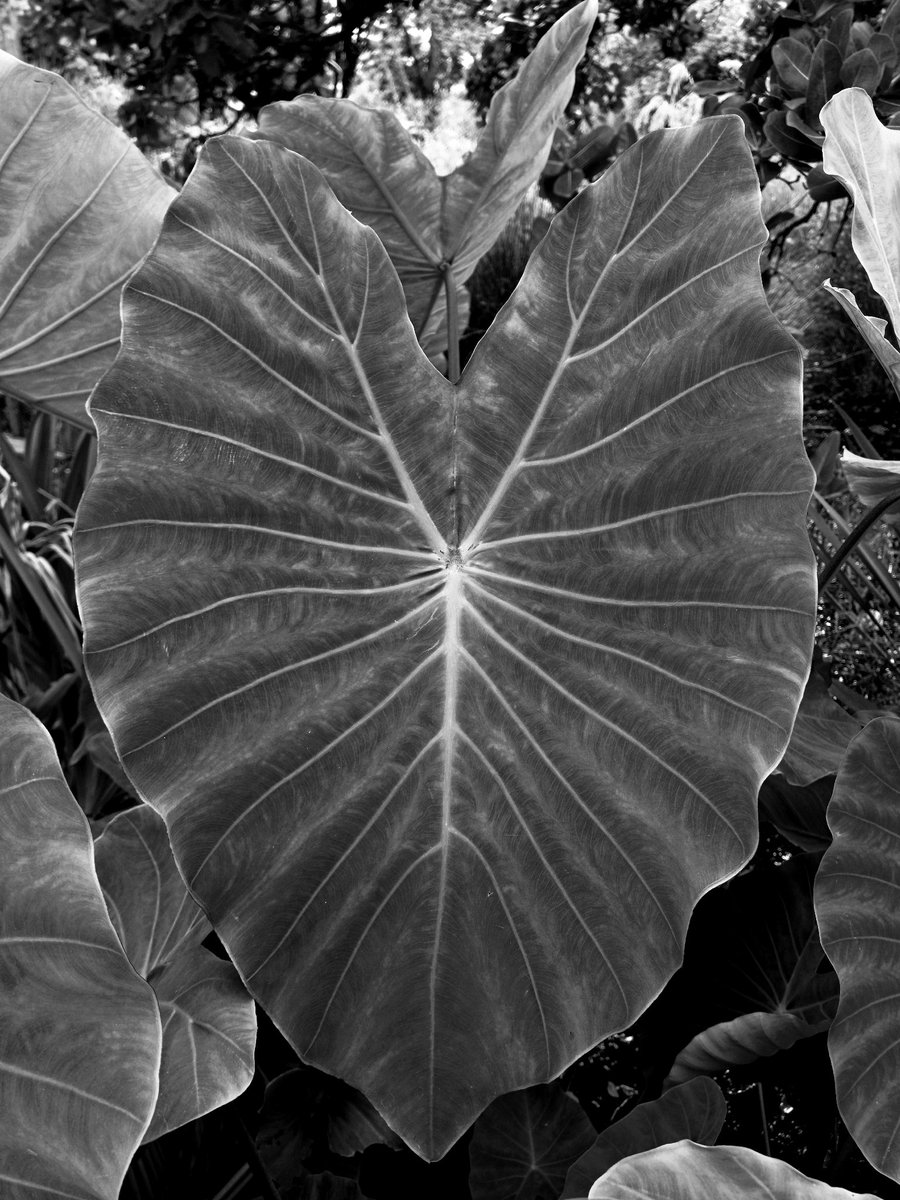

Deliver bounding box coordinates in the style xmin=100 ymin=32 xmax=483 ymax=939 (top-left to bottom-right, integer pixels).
xmin=253 ymin=0 xmax=596 ymax=355
xmin=664 ymin=1010 xmax=829 ymax=1086
xmin=75 ymin=119 xmax=815 ymax=1158
xmin=586 ymin=1141 xmax=881 ymax=1199
xmin=824 ymin=281 xmax=900 ymax=398
xmin=821 ymin=88 xmax=900 ymax=337
xmin=0 ymin=53 xmax=172 ymax=427
xmin=816 ymin=715 xmax=900 ymax=1181
xmin=561 ymin=1079 xmax=726 ymax=1199
xmin=468 ymin=1082 xmax=595 ymax=1200
xmin=94 ymin=804 xmax=255 ymax=1142
xmin=0 ymin=696 xmax=161 ymax=1199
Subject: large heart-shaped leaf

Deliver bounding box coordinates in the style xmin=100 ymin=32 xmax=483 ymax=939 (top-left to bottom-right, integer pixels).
xmin=0 ymin=695 xmax=161 ymax=1199
xmin=0 ymin=52 xmax=172 ymax=427
xmin=468 ymin=1082 xmax=595 ymax=1200
xmin=586 ymin=1141 xmax=880 ymax=1199
xmin=75 ymin=119 xmax=815 ymax=1158
xmin=94 ymin=804 xmax=256 ymax=1142
xmin=821 ymin=88 xmax=900 ymax=336
xmin=252 ymin=0 xmax=596 ymax=359
xmin=815 ymin=715 xmax=900 ymax=1181
xmin=561 ymin=1079 xmax=726 ymax=1199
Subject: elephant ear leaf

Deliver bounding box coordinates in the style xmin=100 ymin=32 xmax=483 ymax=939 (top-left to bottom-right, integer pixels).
xmin=94 ymin=804 xmax=256 ymax=1143
xmin=253 ymin=0 xmax=597 ymax=357
xmin=75 ymin=115 xmax=814 ymax=1159
xmin=0 ymin=695 xmax=161 ymax=1199
xmin=0 ymin=51 xmax=172 ymax=428
xmin=587 ymin=1141 xmax=881 ymax=1199
xmin=816 ymin=715 xmax=900 ymax=1182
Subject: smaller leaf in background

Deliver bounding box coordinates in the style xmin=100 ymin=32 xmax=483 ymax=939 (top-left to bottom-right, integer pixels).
xmin=586 ymin=1141 xmax=881 ymax=1199
xmin=840 ymin=49 xmax=882 ymax=95
xmin=468 ymin=1082 xmax=595 ymax=1200
xmin=0 ymin=695 xmax=161 ymax=1199
xmin=256 ymin=1066 xmax=400 ymax=1195
xmin=816 ymin=715 xmax=900 ymax=1182
xmin=821 ymin=88 xmax=900 ymax=339
xmin=807 ymin=40 xmax=845 ymax=126
xmin=94 ymin=803 xmax=256 ymax=1143
xmin=561 ymin=1079 xmax=725 ymax=1199
xmin=773 ymin=37 xmax=814 ymax=96
xmin=774 ymin=667 xmax=863 ymax=785
xmin=841 ymin=450 xmax=900 ymax=525
xmin=0 ymin=53 xmax=173 ymax=427
xmin=253 ymin=0 xmax=597 ymax=358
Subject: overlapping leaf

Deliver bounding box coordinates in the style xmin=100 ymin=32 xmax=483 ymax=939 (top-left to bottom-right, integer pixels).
xmin=252 ymin=0 xmax=596 ymax=358
xmin=0 ymin=53 xmax=172 ymax=427
xmin=94 ymin=804 xmax=256 ymax=1142
xmin=816 ymin=715 xmax=900 ymax=1181
xmin=468 ymin=1082 xmax=595 ymax=1200
xmin=775 ymin=668 xmax=863 ymax=785
xmin=586 ymin=1141 xmax=881 ymax=1199
xmin=75 ymin=118 xmax=815 ymax=1157
xmin=561 ymin=1079 xmax=726 ymax=1199
xmin=0 ymin=695 xmax=160 ymax=1199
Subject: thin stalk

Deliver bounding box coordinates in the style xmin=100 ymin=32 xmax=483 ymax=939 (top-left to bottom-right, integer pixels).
xmin=442 ymin=261 xmax=461 ymax=384
xmin=235 ymin=1113 xmax=281 ymax=1200
xmin=817 ymin=486 xmax=900 ymax=593
xmin=757 ymin=1081 xmax=771 ymax=1158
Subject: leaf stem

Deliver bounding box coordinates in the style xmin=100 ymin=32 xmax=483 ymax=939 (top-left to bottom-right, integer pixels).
xmin=757 ymin=1081 xmax=771 ymax=1158
xmin=442 ymin=261 xmax=461 ymax=384
xmin=817 ymin=485 xmax=900 ymax=593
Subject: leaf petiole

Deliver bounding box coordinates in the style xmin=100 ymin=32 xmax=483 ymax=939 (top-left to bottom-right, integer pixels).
xmin=442 ymin=260 xmax=461 ymax=384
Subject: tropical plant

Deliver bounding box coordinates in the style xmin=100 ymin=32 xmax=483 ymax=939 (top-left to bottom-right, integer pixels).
xmin=6 ymin=2 xmax=900 ymax=1197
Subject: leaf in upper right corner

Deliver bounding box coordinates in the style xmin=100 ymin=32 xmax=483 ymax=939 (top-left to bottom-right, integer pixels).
xmin=821 ymin=88 xmax=900 ymax=337
xmin=94 ymin=803 xmax=256 ymax=1143
xmin=252 ymin=0 xmax=597 ymax=356
xmin=468 ymin=1082 xmax=595 ymax=1200
xmin=585 ymin=1141 xmax=881 ymax=1199
xmin=0 ymin=52 xmax=173 ymax=428
xmin=816 ymin=715 xmax=900 ymax=1182
xmin=560 ymin=1079 xmax=725 ymax=1200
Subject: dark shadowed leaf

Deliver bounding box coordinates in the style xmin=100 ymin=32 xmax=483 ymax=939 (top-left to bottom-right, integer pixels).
xmin=561 ymin=1079 xmax=725 ymax=1199
xmin=664 ymin=1010 xmax=829 ymax=1086
xmin=252 ymin=0 xmax=596 ymax=357
xmin=0 ymin=53 xmax=172 ymax=427
xmin=256 ymin=1065 xmax=401 ymax=1187
xmin=822 ymin=88 xmax=900 ymax=336
xmin=758 ymin=772 xmax=834 ymax=851
xmin=763 ymin=110 xmax=822 ymax=159
xmin=840 ymin=49 xmax=883 ymax=94
xmin=94 ymin=804 xmax=255 ymax=1142
xmin=468 ymin=1082 xmax=594 ymax=1200
xmin=807 ymin=41 xmax=845 ymax=123
xmin=585 ymin=1141 xmax=881 ymax=1199
xmin=75 ymin=118 xmax=815 ymax=1157
xmin=0 ymin=695 xmax=160 ymax=1198
xmin=816 ymin=715 xmax=900 ymax=1181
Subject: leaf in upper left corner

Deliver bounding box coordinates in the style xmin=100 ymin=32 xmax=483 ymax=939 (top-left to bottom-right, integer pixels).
xmin=94 ymin=803 xmax=256 ymax=1143
xmin=0 ymin=53 xmax=172 ymax=427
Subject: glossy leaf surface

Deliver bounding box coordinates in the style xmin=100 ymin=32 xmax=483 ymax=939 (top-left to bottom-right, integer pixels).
xmin=94 ymin=804 xmax=255 ymax=1142
xmin=252 ymin=0 xmax=596 ymax=354
xmin=468 ymin=1082 xmax=595 ymax=1200
xmin=587 ymin=1142 xmax=880 ymax=1199
xmin=75 ymin=119 xmax=815 ymax=1157
xmin=561 ymin=1079 xmax=725 ymax=1199
xmin=0 ymin=53 xmax=172 ymax=427
xmin=821 ymin=88 xmax=900 ymax=336
xmin=0 ymin=696 xmax=160 ymax=1199
xmin=816 ymin=715 xmax=900 ymax=1181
